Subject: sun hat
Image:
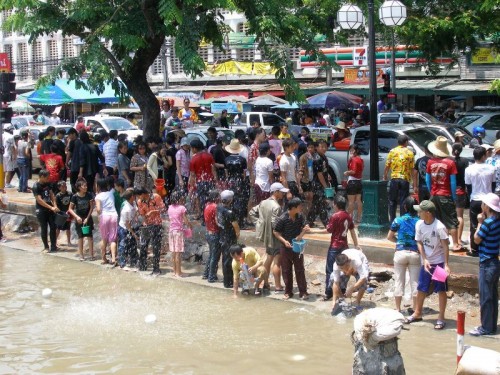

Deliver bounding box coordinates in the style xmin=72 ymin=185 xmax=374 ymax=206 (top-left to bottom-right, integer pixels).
xmin=481 ymin=193 xmax=500 ymax=212
xmin=454 ymin=130 xmax=465 ymax=138
xmin=180 ymin=137 xmax=190 ymax=147
xmin=482 ymin=144 xmax=494 ymax=151
xmin=335 ymin=121 xmax=348 ymax=130
xmin=428 ymin=136 xmax=452 ymax=157
xmin=220 ymin=190 xmax=234 ymax=201
xmin=225 ymin=138 xmax=243 ymax=154
xmin=413 ymin=200 xmax=436 ymax=213
xmin=270 ymin=182 xmax=290 ymax=193
xmin=494 ymin=139 xmax=500 ymax=154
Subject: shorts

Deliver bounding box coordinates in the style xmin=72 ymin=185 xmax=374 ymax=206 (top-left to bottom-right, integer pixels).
xmin=74 ymin=217 xmax=94 ymax=238
xmin=99 ymin=214 xmax=118 ymax=243
xmin=455 ymin=194 xmax=467 ymax=209
xmin=169 ymin=229 xmax=184 ymax=253
xmin=417 ymin=263 xmax=448 ymax=293
xmin=430 ymin=195 xmax=459 ymax=229
xmin=266 ymin=247 xmax=280 ymax=256
xmin=3 ymin=156 xmax=16 ymax=172
xmin=301 ymin=181 xmax=313 ymax=193
xmin=346 ymin=180 xmax=362 ymax=195
xmin=287 ymin=181 xmax=300 ymax=197
xmin=338 ymin=272 xmax=368 ymax=293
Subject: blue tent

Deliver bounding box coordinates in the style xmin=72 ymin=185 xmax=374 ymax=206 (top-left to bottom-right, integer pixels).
xmin=27 ymin=79 xmax=121 ymax=105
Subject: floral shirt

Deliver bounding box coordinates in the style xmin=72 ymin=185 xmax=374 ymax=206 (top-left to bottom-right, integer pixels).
xmin=385 ymin=146 xmax=414 ymax=182
xmin=486 ymin=154 xmax=500 ymax=193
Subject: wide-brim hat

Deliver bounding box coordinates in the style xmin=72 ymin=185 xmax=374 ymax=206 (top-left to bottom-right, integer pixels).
xmin=481 ymin=193 xmax=500 ymax=212
xmin=428 ymin=136 xmax=452 ymax=157
xmin=494 ymin=139 xmax=500 ymax=154
xmin=454 ymin=130 xmax=465 ymax=138
xmin=225 ymin=138 xmax=243 ymax=154
xmin=335 ymin=121 xmax=348 ymax=131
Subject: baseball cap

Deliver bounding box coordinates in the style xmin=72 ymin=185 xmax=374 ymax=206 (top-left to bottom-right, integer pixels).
xmin=413 ymin=200 xmax=436 ymax=213
xmin=220 ymin=190 xmax=234 ymax=201
xmin=270 ymin=182 xmax=289 ymax=193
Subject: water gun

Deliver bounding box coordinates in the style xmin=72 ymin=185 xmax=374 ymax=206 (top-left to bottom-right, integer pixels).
xmin=240 ymin=258 xmax=256 ymax=290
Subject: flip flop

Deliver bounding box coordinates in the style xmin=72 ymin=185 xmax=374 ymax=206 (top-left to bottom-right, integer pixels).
xmin=404 ymin=315 xmax=423 ymax=324
xmin=274 ymin=288 xmax=284 ymax=294
xmin=282 ymin=294 xmax=292 ymax=300
xmin=434 ymin=320 xmax=446 ymax=330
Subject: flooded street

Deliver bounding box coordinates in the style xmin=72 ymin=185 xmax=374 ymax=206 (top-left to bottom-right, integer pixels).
xmin=0 ymin=247 xmax=497 ymax=374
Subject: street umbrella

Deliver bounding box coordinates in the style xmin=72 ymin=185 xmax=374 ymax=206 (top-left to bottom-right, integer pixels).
xmin=9 ymin=100 xmax=35 ymax=113
xmin=271 ymin=102 xmax=300 ymax=110
xmin=306 ymin=90 xmax=362 ymax=109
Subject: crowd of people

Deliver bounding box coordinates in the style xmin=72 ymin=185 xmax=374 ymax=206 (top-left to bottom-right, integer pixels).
xmin=1 ymin=101 xmax=498 ymax=338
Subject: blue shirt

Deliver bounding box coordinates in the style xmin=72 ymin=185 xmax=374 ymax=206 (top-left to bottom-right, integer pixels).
xmin=477 ymin=216 xmax=500 ymax=262
xmin=390 ymin=213 xmax=419 ymax=251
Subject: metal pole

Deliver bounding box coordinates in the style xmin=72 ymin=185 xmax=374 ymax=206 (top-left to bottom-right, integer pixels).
xmin=368 ymin=0 xmax=379 ymax=181
xmin=391 ymin=30 xmax=396 ymax=93
xmin=326 ymin=67 xmax=332 ymax=86
xmin=162 ymin=42 xmax=168 ymax=89
xmin=457 ymin=311 xmax=465 ymax=364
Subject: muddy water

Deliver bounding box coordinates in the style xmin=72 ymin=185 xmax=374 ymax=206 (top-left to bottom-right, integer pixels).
xmin=0 ymin=248 xmax=497 ymax=375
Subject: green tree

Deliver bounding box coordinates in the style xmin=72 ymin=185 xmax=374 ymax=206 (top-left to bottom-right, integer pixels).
xmin=0 ymin=0 xmax=331 ymax=139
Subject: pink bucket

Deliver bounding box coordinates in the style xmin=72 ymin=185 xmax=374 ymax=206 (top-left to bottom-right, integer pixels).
xmin=183 ymin=228 xmax=192 ymax=239
xmin=432 ymin=265 xmax=448 ymax=283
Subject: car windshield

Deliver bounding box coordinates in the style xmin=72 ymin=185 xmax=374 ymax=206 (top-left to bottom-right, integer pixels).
xmin=11 ymin=117 xmax=29 ymax=129
xmin=457 ymin=115 xmax=482 ymax=126
xmin=405 ymin=128 xmax=447 ymax=149
xmin=102 ymin=118 xmax=136 ymax=131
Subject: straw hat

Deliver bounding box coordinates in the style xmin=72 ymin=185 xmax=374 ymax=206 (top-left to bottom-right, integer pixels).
xmin=454 ymin=130 xmax=465 ymax=138
xmin=225 ymin=138 xmax=243 ymax=154
xmin=428 ymin=136 xmax=452 ymax=157
xmin=481 ymin=193 xmax=500 ymax=212
xmin=494 ymin=139 xmax=500 ymax=154
xmin=335 ymin=121 xmax=348 ymax=130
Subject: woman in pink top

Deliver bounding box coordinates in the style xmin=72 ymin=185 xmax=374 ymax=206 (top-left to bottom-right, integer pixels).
xmin=168 ymin=190 xmax=192 ymax=277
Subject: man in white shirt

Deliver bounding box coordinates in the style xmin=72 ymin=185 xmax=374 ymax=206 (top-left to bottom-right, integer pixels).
xmin=48 ymin=112 xmax=61 ymax=126
xmin=103 ymin=130 xmax=119 ymax=176
xmin=254 ymin=142 xmax=274 ymax=205
xmin=279 ymin=138 xmax=302 ymax=198
xmin=2 ymin=125 xmax=17 ymax=188
xmin=330 ymin=248 xmax=369 ymax=315
xmin=465 ymin=146 xmax=495 ymax=256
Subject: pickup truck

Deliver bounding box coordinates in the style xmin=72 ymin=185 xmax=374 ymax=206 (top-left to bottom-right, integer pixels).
xmin=378 ymin=112 xmax=438 ymax=125
xmin=239 ymin=112 xmax=286 ymax=132
xmin=326 ymin=124 xmax=472 ymax=185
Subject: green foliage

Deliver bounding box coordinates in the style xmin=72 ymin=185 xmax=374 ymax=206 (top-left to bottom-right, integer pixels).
xmin=490 ymin=79 xmax=500 ymax=96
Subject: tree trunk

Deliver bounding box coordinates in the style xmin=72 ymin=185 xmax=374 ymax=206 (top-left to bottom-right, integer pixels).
xmin=124 ymin=73 xmax=160 ymax=141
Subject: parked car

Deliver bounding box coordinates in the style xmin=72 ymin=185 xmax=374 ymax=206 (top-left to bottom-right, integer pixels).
xmin=456 ymin=106 xmax=500 ymax=144
xmin=239 ymin=112 xmax=286 ymax=132
xmin=75 ymin=115 xmax=142 ymax=140
xmin=168 ymin=127 xmax=235 ymax=146
xmin=378 ymin=112 xmax=438 ymax=125
xmin=326 ymin=124 xmax=468 ymax=184
xmin=28 ymin=124 xmax=73 ymax=170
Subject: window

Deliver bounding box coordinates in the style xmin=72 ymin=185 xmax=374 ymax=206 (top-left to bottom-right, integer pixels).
xmin=2 ymin=10 xmax=12 ymax=38
xmin=32 ymin=40 xmax=43 ymax=79
xmin=198 ymin=46 xmax=209 ymax=63
xmin=3 ymin=44 xmax=12 ymax=62
xmin=236 ymin=47 xmax=255 ymax=61
xmin=62 ymin=38 xmax=75 ymax=58
xmin=213 ymin=47 xmax=229 ymax=62
xmin=354 ymin=131 xmax=370 ymax=155
xmin=17 ymin=43 xmax=29 ymax=80
xmin=169 ymin=38 xmax=183 ymax=74
xmin=47 ymin=40 xmax=59 ymax=72
xmin=457 ymin=115 xmax=482 ymax=126
xmin=403 ymin=115 xmax=425 ymax=124
xmin=405 ymin=128 xmax=440 ymax=150
xmin=354 ymin=130 xmax=399 ymax=155
xmin=249 ymin=114 xmax=260 ymax=125
xmin=380 ymin=114 xmax=400 ymax=124
xmin=483 ymin=115 xmax=500 ymax=131
xmin=151 ymin=55 xmax=163 ymax=75
xmin=237 ymin=22 xmax=250 ymax=33
xmin=262 ymin=114 xmax=284 ymax=126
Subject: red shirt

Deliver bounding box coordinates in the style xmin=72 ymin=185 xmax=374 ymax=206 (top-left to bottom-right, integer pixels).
xmin=326 ymin=210 xmax=354 ymax=250
xmin=348 ymin=156 xmax=364 ymax=179
xmin=426 ymin=157 xmax=457 ymax=197
xmin=39 ymin=153 xmax=64 ymax=183
xmin=204 ymin=202 xmax=219 ymax=233
xmin=190 ymin=151 xmax=215 ymax=183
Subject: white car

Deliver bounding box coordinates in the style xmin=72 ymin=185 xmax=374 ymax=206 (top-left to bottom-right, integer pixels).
xmin=456 ymin=106 xmax=500 ymax=144
xmin=168 ymin=127 xmax=234 ymax=145
xmin=75 ymin=115 xmax=142 ymax=140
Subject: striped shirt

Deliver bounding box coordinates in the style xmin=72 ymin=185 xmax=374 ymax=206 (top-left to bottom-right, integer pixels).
xmin=477 ymin=216 xmax=500 ymax=262
xmin=273 ymin=212 xmax=305 ymax=243
xmin=103 ymin=138 xmax=119 ymax=169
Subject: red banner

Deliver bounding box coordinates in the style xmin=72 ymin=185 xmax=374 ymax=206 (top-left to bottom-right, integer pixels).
xmin=0 ymin=53 xmax=11 ymax=73
xmin=344 ymin=68 xmax=384 ymax=85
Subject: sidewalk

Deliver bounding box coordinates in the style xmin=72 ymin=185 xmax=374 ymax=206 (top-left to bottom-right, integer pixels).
xmin=0 ymin=179 xmax=481 ymax=277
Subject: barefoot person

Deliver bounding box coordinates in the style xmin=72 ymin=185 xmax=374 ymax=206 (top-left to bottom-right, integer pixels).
xmin=95 ymin=178 xmax=118 ymax=267
xmin=168 ymin=190 xmax=192 ymax=277
xmin=405 ymin=200 xmax=450 ymax=330
xmin=32 ymin=169 xmax=59 ymax=253
xmin=67 ymin=179 xmax=95 ymax=261
xmin=55 ymin=181 xmax=72 ymax=247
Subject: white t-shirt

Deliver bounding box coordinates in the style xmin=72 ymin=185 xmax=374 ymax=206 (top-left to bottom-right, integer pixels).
xmin=332 ymin=249 xmax=369 ymax=283
xmin=119 ymin=200 xmax=136 ymax=229
xmin=415 ymin=219 xmax=448 ymax=264
xmin=279 ymin=153 xmax=297 ymax=182
xmin=95 ymin=191 xmax=117 ymax=216
xmin=254 ymin=156 xmax=274 ymax=192
xmin=464 ymin=163 xmax=495 ymax=201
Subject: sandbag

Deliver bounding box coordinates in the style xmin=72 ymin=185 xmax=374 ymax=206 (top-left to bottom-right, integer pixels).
xmin=456 ymin=346 xmax=500 ymax=375
xmin=353 ymin=308 xmax=405 ymax=348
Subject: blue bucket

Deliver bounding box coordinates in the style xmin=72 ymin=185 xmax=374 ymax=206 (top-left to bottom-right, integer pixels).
xmin=292 ymin=239 xmax=307 ymax=254
xmin=324 ymin=187 xmax=334 ymax=198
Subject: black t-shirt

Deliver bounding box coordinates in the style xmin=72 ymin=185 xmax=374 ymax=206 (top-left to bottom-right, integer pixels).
xmin=225 ymin=154 xmax=247 ymax=180
xmin=165 ymin=146 xmax=177 ymax=178
xmin=312 ymin=153 xmax=328 ymax=185
xmin=32 ymin=181 xmax=53 ymax=211
xmin=70 ymin=192 xmax=94 ymax=218
xmin=52 ymin=139 xmax=66 ymax=160
xmin=217 ymin=205 xmax=237 ymax=246
xmin=274 ymin=212 xmax=305 ymax=242
xmin=454 ymin=156 xmax=469 ymax=190
xmin=211 ymin=146 xmax=227 ymax=179
xmin=56 ymin=191 xmax=72 ymax=212
xmin=414 ymin=155 xmax=429 ymax=188
xmin=69 ymin=139 xmax=82 ymax=172
xmin=41 ymin=138 xmax=54 ymax=155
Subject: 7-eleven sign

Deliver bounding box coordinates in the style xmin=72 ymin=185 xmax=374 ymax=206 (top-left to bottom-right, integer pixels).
xmin=353 ymin=48 xmax=367 ymax=66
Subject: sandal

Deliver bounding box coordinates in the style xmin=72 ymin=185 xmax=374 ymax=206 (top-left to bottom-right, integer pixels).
xmin=282 ymin=294 xmax=292 ymax=300
xmin=434 ymin=320 xmax=446 ymax=330
xmin=300 ymin=293 xmax=310 ymax=301
xmin=254 ymin=289 xmax=262 ymax=296
xmin=404 ymin=315 xmax=423 ymax=324
xmin=274 ymin=288 xmax=284 ymax=294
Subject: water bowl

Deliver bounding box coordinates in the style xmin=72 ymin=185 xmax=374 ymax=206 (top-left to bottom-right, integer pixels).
xmin=432 ymin=265 xmax=448 ymax=283
xmin=292 ymin=239 xmax=306 ymax=254
xmin=42 ymin=288 xmax=53 ymax=298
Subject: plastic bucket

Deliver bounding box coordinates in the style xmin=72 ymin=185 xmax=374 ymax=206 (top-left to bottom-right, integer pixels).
xmin=55 ymin=212 xmax=68 ymax=227
xmin=324 ymin=187 xmax=334 ymax=198
xmin=292 ymin=239 xmax=307 ymax=254
xmin=183 ymin=228 xmax=192 ymax=238
xmin=155 ymin=179 xmax=167 ymax=197
xmin=81 ymin=225 xmax=91 ymax=235
xmin=431 ymin=265 xmax=448 ymax=282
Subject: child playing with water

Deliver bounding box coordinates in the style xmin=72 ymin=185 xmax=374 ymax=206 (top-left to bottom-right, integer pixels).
xmin=55 ymin=181 xmax=72 ymax=247
xmin=167 ymin=190 xmax=192 ymax=277
xmin=118 ymin=189 xmax=139 ymax=270
xmin=67 ymin=179 xmax=95 ymax=261
xmin=95 ymin=178 xmax=118 ymax=267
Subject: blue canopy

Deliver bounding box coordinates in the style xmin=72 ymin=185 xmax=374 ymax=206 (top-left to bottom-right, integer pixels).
xmin=27 ymin=79 xmax=121 ymax=105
